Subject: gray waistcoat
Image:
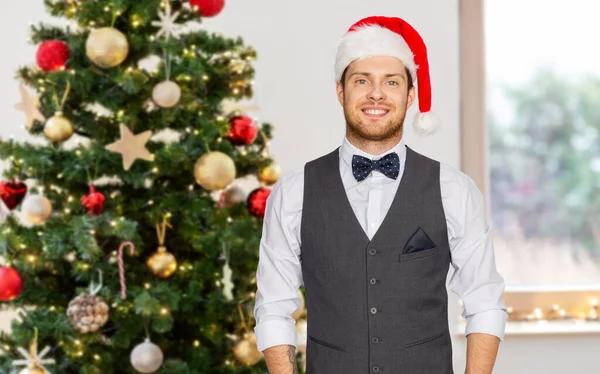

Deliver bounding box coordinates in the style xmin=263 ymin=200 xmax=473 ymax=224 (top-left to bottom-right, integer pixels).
xmin=300 ymin=145 xmax=453 ymax=374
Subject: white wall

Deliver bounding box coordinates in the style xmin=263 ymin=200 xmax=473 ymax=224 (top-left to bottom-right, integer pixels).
xmin=2 ymin=1 xmax=594 ymax=373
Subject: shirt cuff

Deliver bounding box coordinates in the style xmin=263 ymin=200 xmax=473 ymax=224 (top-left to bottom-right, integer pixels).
xmin=254 ymin=318 xmax=298 ymax=352
xmin=465 ymin=309 xmax=508 ymax=341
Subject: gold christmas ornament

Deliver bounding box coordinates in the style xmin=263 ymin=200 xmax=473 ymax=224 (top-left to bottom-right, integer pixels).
xmin=21 ymin=194 xmax=52 ymax=225
xmin=12 ymin=328 xmax=55 ymax=374
xmin=194 ymin=151 xmax=236 ymax=191
xmin=147 ymin=215 xmax=177 ymax=278
xmin=86 ymin=27 xmax=129 ymax=68
xmin=152 ymin=80 xmax=181 ymax=108
xmin=44 ymin=111 xmax=73 ymax=143
xmin=233 ymin=332 xmax=262 ymax=366
xmin=19 ymin=365 xmax=48 ymax=374
xmin=258 ymin=161 xmax=281 ymax=186
xmin=147 ymin=246 xmax=177 ymax=278
xmin=44 ymin=81 xmax=73 ymax=143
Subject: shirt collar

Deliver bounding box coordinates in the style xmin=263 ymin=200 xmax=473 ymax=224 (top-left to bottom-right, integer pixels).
xmin=340 ymin=136 xmax=406 ymax=168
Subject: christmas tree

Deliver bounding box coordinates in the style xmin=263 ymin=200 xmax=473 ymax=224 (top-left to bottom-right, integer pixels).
xmin=0 ymin=0 xmax=301 ymax=372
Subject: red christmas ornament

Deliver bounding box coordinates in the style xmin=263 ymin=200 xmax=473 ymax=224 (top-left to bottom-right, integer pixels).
xmin=36 ymin=40 xmax=70 ymax=72
xmin=247 ymin=187 xmax=271 ymax=219
xmin=0 ymin=180 xmax=28 ymax=210
xmin=81 ymin=185 xmax=105 ymax=216
xmin=0 ymin=266 xmax=24 ymax=301
xmin=227 ymin=115 xmax=258 ymax=145
xmin=189 ymin=0 xmax=225 ymax=17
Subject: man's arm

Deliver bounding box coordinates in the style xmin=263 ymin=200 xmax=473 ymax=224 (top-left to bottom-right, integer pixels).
xmin=263 ymin=345 xmax=298 ymax=374
xmin=252 ymin=171 xmax=304 ymax=372
xmin=465 ymin=333 xmax=500 ymax=374
xmin=442 ymin=167 xmax=507 ymax=372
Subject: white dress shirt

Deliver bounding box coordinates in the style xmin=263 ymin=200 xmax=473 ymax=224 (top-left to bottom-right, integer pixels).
xmin=253 ymin=136 xmax=508 ymax=352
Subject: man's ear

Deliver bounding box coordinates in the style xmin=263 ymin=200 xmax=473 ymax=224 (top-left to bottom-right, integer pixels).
xmin=406 ymin=86 xmax=416 ymax=110
xmin=336 ymin=81 xmax=344 ymax=106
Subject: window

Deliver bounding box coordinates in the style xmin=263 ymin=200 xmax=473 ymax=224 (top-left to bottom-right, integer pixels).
xmin=460 ymin=0 xmax=600 ymax=333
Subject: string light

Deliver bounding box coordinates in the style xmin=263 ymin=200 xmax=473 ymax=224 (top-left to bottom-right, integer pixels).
xmin=193 ymin=340 xmax=200 ymax=347
xmin=160 ymin=307 xmax=169 ymax=315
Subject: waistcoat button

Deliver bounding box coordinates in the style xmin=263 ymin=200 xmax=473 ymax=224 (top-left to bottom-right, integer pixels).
xmin=372 ymin=366 xmax=380 ymax=372
xmin=369 ymin=278 xmax=377 ymax=285
xmin=369 ymin=248 xmax=376 ymax=255
xmin=370 ymin=307 xmax=378 ymax=314
xmin=372 ymin=337 xmax=379 ymax=344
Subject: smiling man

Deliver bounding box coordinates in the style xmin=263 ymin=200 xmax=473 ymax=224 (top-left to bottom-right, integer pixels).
xmin=253 ymin=16 xmax=507 ymax=374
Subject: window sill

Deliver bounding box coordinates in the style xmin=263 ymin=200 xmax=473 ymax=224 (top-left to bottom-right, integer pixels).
xmin=455 ymin=284 xmax=600 ymax=336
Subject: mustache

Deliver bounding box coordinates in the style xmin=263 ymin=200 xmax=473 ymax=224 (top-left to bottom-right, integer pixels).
xmin=356 ymin=102 xmax=395 ymax=109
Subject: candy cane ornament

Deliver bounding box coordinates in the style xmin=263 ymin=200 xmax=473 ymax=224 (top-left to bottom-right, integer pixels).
xmin=118 ymin=241 xmax=135 ymax=299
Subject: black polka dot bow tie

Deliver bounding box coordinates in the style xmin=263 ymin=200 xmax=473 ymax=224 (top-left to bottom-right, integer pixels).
xmin=352 ymin=152 xmax=400 ymax=181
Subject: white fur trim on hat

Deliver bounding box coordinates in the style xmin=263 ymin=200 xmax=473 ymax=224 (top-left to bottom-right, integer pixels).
xmin=334 ymin=24 xmax=417 ymax=82
xmin=413 ymin=111 xmax=441 ymax=136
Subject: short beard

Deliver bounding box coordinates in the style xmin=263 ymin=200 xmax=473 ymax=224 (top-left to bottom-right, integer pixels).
xmin=343 ymin=102 xmax=406 ymax=142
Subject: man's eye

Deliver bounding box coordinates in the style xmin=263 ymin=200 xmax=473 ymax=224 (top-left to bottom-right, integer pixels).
xmin=388 ymin=81 xmax=398 ymax=86
xmin=356 ymin=79 xmax=366 ymax=84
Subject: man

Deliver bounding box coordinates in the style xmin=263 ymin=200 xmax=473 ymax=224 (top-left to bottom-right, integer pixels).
xmin=253 ymin=16 xmax=507 ymax=374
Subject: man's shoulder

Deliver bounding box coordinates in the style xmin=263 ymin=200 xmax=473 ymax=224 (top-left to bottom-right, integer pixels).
xmin=405 ymin=145 xmax=480 ymax=193
xmin=438 ymin=160 xmax=482 ymax=198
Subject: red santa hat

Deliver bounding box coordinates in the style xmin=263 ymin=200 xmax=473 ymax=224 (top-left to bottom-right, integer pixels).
xmin=335 ymin=16 xmax=440 ymax=135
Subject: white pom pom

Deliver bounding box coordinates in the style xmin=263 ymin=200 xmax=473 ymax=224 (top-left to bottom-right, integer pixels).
xmin=412 ymin=111 xmax=441 ymax=136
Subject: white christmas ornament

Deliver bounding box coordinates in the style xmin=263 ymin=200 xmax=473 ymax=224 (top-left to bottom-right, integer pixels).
xmin=21 ymin=194 xmax=52 ymax=225
xmin=151 ymin=1 xmax=183 ymax=39
xmin=130 ymin=338 xmax=164 ymax=373
xmin=222 ymin=260 xmax=234 ymax=301
xmin=152 ymin=81 xmax=181 ymax=108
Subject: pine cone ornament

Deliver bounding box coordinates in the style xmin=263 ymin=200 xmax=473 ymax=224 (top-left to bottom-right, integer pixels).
xmin=67 ymin=294 xmax=109 ymax=333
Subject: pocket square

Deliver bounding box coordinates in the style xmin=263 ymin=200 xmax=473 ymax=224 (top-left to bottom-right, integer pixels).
xmin=403 ymin=227 xmax=436 ymax=254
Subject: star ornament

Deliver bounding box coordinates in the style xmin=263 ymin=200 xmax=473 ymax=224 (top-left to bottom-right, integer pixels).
xmin=105 ymin=124 xmax=155 ymax=171
xmin=14 ymin=85 xmax=46 ymax=129
xmin=151 ymin=1 xmax=183 ymax=39
xmin=12 ymin=328 xmax=55 ymax=373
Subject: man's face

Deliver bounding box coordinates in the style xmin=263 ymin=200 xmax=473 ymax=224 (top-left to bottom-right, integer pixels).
xmin=336 ymin=56 xmax=416 ymax=142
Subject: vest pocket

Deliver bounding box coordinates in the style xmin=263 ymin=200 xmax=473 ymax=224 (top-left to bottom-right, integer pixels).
xmin=308 ymin=334 xmax=346 ymax=352
xmin=405 ymin=332 xmax=445 ymax=348
xmin=399 ymin=246 xmax=440 ymax=262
